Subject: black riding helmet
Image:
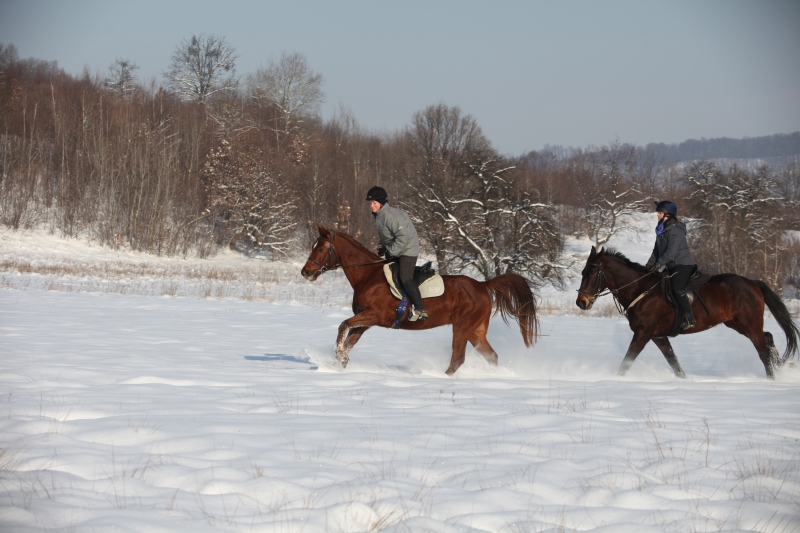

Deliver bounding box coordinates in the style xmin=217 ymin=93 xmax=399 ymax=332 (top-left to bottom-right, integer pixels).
xmin=366 ymin=186 xmax=388 ymax=202
xmin=654 ymin=200 xmax=677 ymax=217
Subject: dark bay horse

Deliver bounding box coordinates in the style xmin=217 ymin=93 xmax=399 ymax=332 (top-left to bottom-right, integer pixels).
xmin=576 ymin=247 xmax=799 ymax=379
xmin=301 ymin=226 xmax=538 ymax=375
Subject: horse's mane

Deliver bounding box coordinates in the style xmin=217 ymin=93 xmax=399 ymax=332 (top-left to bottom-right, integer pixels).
xmin=603 ymin=248 xmax=649 ymax=273
xmin=334 ymin=231 xmax=380 ymax=259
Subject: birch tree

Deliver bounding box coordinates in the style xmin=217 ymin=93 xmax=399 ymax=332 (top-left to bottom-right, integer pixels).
xmin=246 ymin=52 xmax=324 ymax=146
xmin=164 ymin=34 xmax=238 ymax=103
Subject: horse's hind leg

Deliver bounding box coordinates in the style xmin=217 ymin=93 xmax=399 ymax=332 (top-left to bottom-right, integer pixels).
xmin=765 ymin=332 xmax=792 ymax=369
xmin=651 ymin=337 xmax=686 ymax=378
xmin=469 ymin=324 xmax=498 ymax=367
xmin=445 ymin=320 xmax=482 ymax=376
xmin=446 ymin=324 xmax=471 ymax=375
xmin=724 ymin=320 xmax=774 ymax=379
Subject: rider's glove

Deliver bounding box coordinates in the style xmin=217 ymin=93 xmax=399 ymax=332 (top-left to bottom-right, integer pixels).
xmin=649 ymin=264 xmax=660 ymax=274
xmin=377 ymin=245 xmax=387 ymax=258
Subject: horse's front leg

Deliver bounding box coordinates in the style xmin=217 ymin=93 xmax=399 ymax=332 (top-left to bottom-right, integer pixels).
xmin=618 ymin=332 xmax=651 ymax=376
xmin=335 ymin=313 xmax=378 ymax=369
xmin=344 ymin=327 xmax=371 ymax=352
xmin=651 ymin=337 xmax=686 ymax=378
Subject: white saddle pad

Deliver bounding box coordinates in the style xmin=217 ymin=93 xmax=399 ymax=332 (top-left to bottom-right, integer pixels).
xmin=383 ymin=263 xmax=445 ymax=300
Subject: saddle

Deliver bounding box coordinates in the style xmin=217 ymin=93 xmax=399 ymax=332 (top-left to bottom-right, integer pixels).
xmin=661 ymin=265 xmax=711 ymax=336
xmin=383 ymin=261 xmax=444 ymax=300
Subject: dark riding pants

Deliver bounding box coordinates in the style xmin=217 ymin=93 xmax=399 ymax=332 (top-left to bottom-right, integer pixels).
xmin=669 ymin=264 xmax=695 ymax=326
xmin=668 ymin=264 xmax=693 ymax=294
xmin=398 ymin=255 xmax=425 ymax=311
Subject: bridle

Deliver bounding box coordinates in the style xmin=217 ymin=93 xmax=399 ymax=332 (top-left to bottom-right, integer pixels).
xmin=578 ymin=261 xmax=663 ymax=316
xmin=305 ymin=229 xmax=387 ymax=274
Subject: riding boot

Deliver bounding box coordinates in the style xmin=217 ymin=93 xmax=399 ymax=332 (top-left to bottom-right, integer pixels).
xmin=402 ymin=279 xmax=428 ymax=321
xmin=677 ymin=290 xmax=696 ymax=330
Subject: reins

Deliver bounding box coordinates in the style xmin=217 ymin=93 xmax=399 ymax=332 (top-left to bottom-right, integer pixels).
xmin=305 ymin=229 xmax=388 ymax=273
xmin=579 ymin=264 xmax=670 ymax=317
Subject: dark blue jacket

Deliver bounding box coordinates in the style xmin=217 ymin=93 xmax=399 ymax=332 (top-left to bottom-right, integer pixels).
xmin=646 ymin=218 xmax=694 ymax=270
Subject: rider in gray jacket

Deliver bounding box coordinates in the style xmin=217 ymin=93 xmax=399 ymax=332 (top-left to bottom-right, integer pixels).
xmin=366 ymin=186 xmax=427 ymax=321
xmin=645 ymin=200 xmax=696 ymax=330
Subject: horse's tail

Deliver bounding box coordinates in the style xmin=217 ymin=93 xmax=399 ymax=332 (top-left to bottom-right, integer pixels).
xmin=757 ymin=280 xmax=800 ymax=361
xmin=483 ymin=273 xmax=539 ymax=348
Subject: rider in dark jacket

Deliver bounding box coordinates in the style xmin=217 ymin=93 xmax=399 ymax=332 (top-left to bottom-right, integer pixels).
xmin=366 ymin=186 xmax=428 ymax=322
xmin=645 ymin=200 xmax=696 ymax=330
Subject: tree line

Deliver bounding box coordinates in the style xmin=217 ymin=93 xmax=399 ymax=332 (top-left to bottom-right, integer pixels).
xmin=1 ymin=37 xmax=798 ymax=294
xmin=645 ymin=132 xmax=800 ymax=163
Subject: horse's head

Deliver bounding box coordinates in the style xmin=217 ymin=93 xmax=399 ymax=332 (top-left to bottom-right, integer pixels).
xmin=301 ymin=225 xmax=339 ymax=282
xmin=576 ymin=246 xmax=608 ymax=310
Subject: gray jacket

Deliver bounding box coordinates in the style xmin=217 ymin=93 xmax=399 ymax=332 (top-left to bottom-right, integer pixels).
xmin=374 ymin=204 xmax=420 ymax=258
xmin=646 ymin=218 xmax=694 ymax=270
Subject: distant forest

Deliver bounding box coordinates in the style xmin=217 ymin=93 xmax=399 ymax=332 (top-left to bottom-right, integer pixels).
xmin=1 ymin=39 xmax=798 ymax=294
xmin=645 ymin=132 xmax=800 ymax=163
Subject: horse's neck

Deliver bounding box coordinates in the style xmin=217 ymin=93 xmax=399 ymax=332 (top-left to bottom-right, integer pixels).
xmin=337 ymin=237 xmax=378 ymax=288
xmin=605 ymin=260 xmax=648 ymax=303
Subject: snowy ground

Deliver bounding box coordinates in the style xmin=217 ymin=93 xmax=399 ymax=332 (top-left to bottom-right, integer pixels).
xmin=2 ymin=221 xmax=799 ymax=532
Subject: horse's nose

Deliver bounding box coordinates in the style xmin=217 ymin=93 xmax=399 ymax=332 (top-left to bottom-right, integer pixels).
xmin=300 ymin=265 xmax=319 ymax=281
xmin=576 ymin=298 xmax=587 ymax=310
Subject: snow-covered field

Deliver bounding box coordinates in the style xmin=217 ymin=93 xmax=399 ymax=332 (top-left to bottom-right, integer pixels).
xmin=2 ymin=221 xmax=799 ymax=532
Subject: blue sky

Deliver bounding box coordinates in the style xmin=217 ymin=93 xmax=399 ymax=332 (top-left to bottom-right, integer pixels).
xmin=1 ymin=0 xmax=798 ymax=155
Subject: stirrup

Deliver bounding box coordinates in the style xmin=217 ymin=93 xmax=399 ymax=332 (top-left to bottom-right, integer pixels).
xmin=681 ymin=318 xmax=696 ymax=330
xmin=409 ymin=307 xmax=428 ymax=322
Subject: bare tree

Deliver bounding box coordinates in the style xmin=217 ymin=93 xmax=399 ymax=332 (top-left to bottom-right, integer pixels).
xmin=106 ymin=59 xmax=139 ymax=99
xmin=246 ymin=52 xmax=324 ymax=146
xmin=164 ymin=34 xmax=238 ymax=103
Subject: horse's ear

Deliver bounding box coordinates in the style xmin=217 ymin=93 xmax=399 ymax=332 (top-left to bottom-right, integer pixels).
xmin=590 ymin=246 xmax=597 ymax=257
xmin=599 ymin=247 xmax=605 ymax=255
xmin=317 ymin=225 xmax=329 ymax=237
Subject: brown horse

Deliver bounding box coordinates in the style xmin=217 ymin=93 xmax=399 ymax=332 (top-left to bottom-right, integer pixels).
xmin=576 ymin=246 xmax=799 ymax=379
xmin=300 ymin=226 xmax=538 ymax=374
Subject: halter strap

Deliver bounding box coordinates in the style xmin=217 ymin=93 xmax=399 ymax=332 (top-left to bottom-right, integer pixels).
xmin=579 ymin=263 xmax=663 ymax=316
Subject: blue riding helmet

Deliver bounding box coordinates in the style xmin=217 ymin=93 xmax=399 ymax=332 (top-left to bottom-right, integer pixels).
xmin=654 ymin=200 xmax=677 ymax=217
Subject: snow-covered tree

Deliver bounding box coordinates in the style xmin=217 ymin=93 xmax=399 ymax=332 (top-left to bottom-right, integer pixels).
xmin=106 ymin=59 xmax=138 ymax=98
xmin=685 ymin=162 xmax=786 ymax=285
xmin=404 ymin=104 xmax=485 ymax=274
xmin=412 ymin=147 xmax=565 ymax=283
xmin=405 ymin=104 xmax=564 ymax=282
xmin=201 ymin=139 xmax=295 ymax=255
xmin=164 ymin=34 xmax=238 ymax=103
xmin=566 ymin=143 xmax=648 ymax=248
